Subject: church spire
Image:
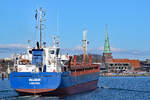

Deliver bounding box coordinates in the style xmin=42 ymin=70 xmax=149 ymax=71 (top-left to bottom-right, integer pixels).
xmin=104 ymin=24 xmax=111 ymax=53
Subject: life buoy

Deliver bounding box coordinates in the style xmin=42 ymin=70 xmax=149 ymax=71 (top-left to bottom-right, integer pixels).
xmin=19 ymin=68 xmax=22 ymax=71
xmin=20 ymin=59 xmax=29 ymax=64
xmin=53 ymin=69 xmax=56 ymax=72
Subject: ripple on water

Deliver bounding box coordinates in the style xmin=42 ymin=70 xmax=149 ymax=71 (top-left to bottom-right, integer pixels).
xmin=1 ymin=77 xmax=150 ymax=100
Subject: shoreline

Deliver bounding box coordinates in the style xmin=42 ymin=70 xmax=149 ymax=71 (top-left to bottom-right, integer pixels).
xmin=100 ymin=73 xmax=150 ymax=77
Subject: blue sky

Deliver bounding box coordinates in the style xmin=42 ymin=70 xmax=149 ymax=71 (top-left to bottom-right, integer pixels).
xmin=0 ymin=0 xmax=150 ymax=59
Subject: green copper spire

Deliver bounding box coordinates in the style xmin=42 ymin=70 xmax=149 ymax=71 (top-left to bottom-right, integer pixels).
xmin=104 ymin=24 xmax=111 ymax=53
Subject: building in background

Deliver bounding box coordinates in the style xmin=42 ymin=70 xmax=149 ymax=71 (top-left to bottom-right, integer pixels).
xmin=140 ymin=59 xmax=150 ymax=72
xmin=102 ymin=25 xmax=113 ymax=63
xmin=102 ymin=25 xmax=141 ymax=73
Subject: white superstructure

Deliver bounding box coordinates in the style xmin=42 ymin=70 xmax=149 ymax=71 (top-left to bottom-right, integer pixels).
xmin=13 ymin=39 xmax=70 ymax=73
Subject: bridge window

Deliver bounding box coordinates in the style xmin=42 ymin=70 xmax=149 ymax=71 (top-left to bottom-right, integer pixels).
xmin=50 ymin=50 xmax=55 ymax=54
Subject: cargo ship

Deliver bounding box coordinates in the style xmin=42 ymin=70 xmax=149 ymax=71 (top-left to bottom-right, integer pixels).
xmin=10 ymin=8 xmax=100 ymax=96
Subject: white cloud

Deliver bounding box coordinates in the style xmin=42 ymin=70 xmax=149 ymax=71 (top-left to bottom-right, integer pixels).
xmin=0 ymin=44 xmax=26 ymax=58
xmin=99 ymin=46 xmax=126 ymax=52
xmin=62 ymin=46 xmax=127 ymax=55
xmin=99 ymin=47 xmax=104 ymax=51
xmin=75 ymin=45 xmax=82 ymax=50
xmin=61 ymin=47 xmax=150 ymax=60
xmin=0 ymin=44 xmax=26 ymax=48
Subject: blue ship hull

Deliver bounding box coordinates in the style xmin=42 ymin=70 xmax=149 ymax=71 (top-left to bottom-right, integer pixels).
xmin=10 ymin=71 xmax=99 ymax=95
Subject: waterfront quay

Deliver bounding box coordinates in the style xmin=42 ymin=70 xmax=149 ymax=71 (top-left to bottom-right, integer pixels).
xmin=100 ymin=72 xmax=150 ymax=77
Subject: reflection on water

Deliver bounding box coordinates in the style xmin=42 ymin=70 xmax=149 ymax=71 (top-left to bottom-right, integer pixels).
xmin=1 ymin=77 xmax=150 ymax=100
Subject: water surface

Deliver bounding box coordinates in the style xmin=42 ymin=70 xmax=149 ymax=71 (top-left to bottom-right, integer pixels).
xmin=1 ymin=77 xmax=150 ymax=100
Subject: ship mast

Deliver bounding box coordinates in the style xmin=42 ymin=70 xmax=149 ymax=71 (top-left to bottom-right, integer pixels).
xmin=39 ymin=8 xmax=42 ymax=48
xmin=82 ymin=30 xmax=88 ymax=63
xmin=35 ymin=7 xmax=45 ymax=48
